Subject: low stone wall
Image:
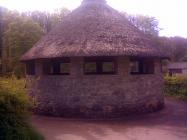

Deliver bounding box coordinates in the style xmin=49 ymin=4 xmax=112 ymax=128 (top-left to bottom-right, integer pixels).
xmin=27 ymin=74 xmax=164 ymax=118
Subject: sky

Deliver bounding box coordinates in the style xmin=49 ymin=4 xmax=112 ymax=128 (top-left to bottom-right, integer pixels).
xmin=0 ymin=0 xmax=187 ymax=38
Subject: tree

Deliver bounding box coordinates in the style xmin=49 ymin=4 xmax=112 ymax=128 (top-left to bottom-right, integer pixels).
xmin=0 ymin=7 xmax=3 ymax=70
xmin=0 ymin=8 xmax=71 ymax=77
xmin=23 ymin=11 xmax=51 ymax=33
xmin=49 ymin=8 xmax=70 ymax=30
xmin=0 ymin=7 xmax=7 ymax=73
xmin=169 ymin=37 xmax=187 ymax=61
xmin=157 ymin=36 xmax=187 ymax=62
xmin=3 ymin=15 xmax=44 ymax=76
xmin=123 ymin=13 xmax=187 ymax=62
xmin=123 ymin=13 xmax=161 ymax=36
xmin=22 ymin=8 xmax=70 ymax=33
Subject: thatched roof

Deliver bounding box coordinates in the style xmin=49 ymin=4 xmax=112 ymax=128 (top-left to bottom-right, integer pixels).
xmin=21 ymin=0 xmax=169 ymax=61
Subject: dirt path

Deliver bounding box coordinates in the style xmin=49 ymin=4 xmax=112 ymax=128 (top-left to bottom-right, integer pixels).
xmin=32 ymin=98 xmax=187 ymax=140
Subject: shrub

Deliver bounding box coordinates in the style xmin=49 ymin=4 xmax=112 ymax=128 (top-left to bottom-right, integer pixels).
xmin=164 ymin=76 xmax=187 ymax=99
xmin=0 ymin=76 xmax=43 ymax=140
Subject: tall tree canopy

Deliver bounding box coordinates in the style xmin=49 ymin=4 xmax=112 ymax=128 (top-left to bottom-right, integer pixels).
xmin=22 ymin=8 xmax=70 ymax=33
xmin=169 ymin=37 xmax=187 ymax=61
xmin=2 ymin=13 xmax=44 ymax=76
xmin=156 ymin=36 xmax=187 ymax=62
xmin=0 ymin=7 xmax=6 ymax=71
xmin=0 ymin=7 xmax=3 ymax=56
xmin=124 ymin=13 xmax=160 ymax=36
xmin=0 ymin=8 xmax=70 ymax=76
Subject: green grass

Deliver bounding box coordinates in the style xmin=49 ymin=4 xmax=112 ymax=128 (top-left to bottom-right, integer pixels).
xmin=0 ymin=76 xmax=44 ymax=140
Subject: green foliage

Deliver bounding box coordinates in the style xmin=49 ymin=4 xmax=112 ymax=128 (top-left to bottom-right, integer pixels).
xmin=2 ymin=15 xmax=44 ymax=77
xmin=168 ymin=37 xmax=187 ymax=62
xmin=23 ymin=8 xmax=70 ymax=33
xmin=123 ymin=13 xmax=187 ymax=62
xmin=0 ymin=77 xmax=43 ymax=140
xmin=123 ymin=13 xmax=160 ymax=36
xmin=164 ymin=76 xmax=187 ymax=100
xmin=0 ymin=8 xmax=70 ymax=77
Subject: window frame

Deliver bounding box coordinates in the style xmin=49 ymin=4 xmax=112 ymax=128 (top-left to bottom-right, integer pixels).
xmin=43 ymin=58 xmax=71 ymax=75
xmin=130 ymin=58 xmax=154 ymax=75
xmin=26 ymin=60 xmax=35 ymax=75
xmin=84 ymin=57 xmax=117 ymax=75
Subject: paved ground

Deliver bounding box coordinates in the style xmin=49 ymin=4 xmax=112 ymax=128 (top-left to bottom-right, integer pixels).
xmin=32 ymin=98 xmax=187 ymax=140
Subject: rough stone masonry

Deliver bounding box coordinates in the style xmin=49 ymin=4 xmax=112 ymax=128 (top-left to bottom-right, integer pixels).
xmin=26 ymin=57 xmax=164 ymax=118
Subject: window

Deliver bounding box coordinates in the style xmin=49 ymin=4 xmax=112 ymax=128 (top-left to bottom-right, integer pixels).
xmin=43 ymin=58 xmax=70 ymax=75
xmin=43 ymin=61 xmax=53 ymax=75
xmin=60 ymin=63 xmax=70 ymax=74
xmin=130 ymin=61 xmax=139 ymax=73
xmin=26 ymin=61 xmax=35 ymax=75
xmin=102 ymin=62 xmax=115 ymax=73
xmin=84 ymin=62 xmax=97 ymax=74
xmin=84 ymin=57 xmax=117 ymax=75
xmin=130 ymin=58 xmax=154 ymax=75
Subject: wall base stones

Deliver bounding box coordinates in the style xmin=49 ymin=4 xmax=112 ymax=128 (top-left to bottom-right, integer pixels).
xmin=27 ymin=74 xmax=165 ymax=119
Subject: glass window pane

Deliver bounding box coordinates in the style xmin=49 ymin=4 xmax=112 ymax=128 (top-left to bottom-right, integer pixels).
xmin=130 ymin=59 xmax=154 ymax=74
xmin=43 ymin=62 xmax=53 ymax=75
xmin=26 ymin=61 xmax=35 ymax=75
xmin=102 ymin=62 xmax=115 ymax=73
xmin=85 ymin=62 xmax=97 ymax=73
xmin=130 ymin=61 xmax=139 ymax=73
xmin=145 ymin=60 xmax=154 ymax=74
xmin=60 ymin=63 xmax=70 ymax=74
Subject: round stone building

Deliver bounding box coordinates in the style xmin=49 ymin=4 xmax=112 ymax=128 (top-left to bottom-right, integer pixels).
xmin=21 ymin=0 xmax=169 ymax=118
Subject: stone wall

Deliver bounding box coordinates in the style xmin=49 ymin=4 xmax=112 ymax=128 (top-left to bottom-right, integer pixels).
xmin=26 ymin=57 xmax=164 ymax=118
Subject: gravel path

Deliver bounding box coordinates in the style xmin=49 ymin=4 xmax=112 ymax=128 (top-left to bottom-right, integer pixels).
xmin=32 ymin=98 xmax=187 ymax=140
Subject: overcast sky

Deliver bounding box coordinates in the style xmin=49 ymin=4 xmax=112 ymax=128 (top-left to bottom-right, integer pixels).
xmin=0 ymin=0 xmax=187 ymax=38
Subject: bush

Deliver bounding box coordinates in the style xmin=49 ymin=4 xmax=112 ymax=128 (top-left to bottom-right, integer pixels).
xmin=0 ymin=77 xmax=43 ymax=140
xmin=164 ymin=76 xmax=187 ymax=99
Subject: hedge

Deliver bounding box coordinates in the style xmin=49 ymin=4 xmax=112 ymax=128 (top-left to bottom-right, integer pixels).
xmin=0 ymin=77 xmax=43 ymax=140
xmin=164 ymin=76 xmax=187 ymax=99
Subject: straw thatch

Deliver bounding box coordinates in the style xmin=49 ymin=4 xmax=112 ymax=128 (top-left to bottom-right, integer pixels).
xmin=21 ymin=0 xmax=169 ymax=61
